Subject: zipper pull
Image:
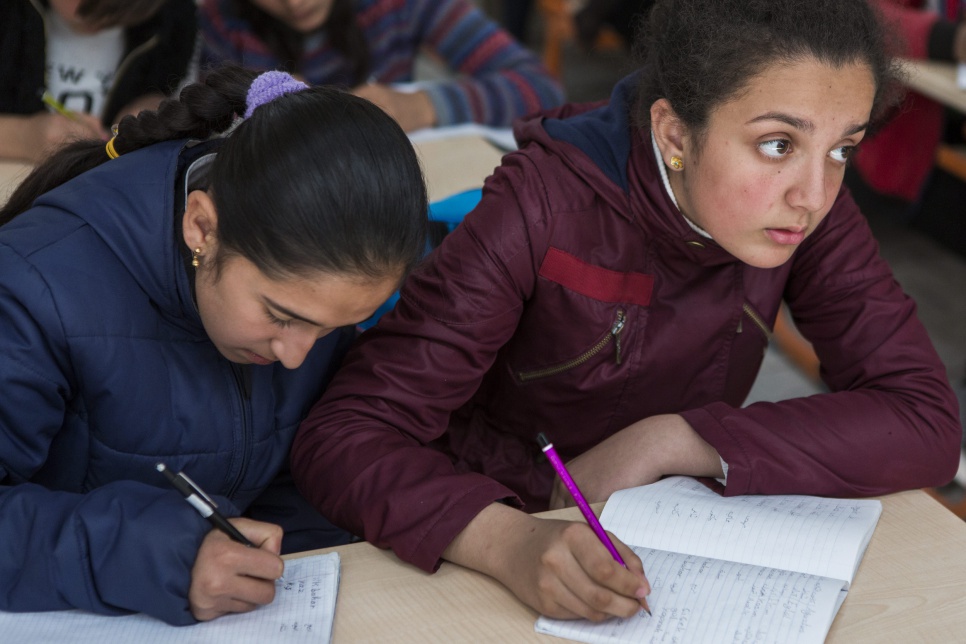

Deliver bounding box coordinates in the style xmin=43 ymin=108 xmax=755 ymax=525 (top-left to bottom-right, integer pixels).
xmin=611 ymin=310 xmax=626 ymax=365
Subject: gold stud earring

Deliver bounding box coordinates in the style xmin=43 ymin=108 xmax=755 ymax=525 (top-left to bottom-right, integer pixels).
xmin=191 ymin=248 xmax=202 ymax=267
xmin=669 ymin=156 xmax=684 ymax=171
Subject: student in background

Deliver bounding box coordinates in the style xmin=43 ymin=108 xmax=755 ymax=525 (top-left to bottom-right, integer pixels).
xmin=0 ymin=0 xmax=198 ymax=163
xmin=291 ymin=0 xmax=961 ymax=622
xmin=198 ymin=0 xmax=565 ymax=132
xmin=0 ymin=66 xmax=427 ymax=624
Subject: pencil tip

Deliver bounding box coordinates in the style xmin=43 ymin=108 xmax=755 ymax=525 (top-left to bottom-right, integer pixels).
xmin=640 ymin=598 xmax=652 ymax=616
xmin=155 ymin=462 xmax=165 ymax=472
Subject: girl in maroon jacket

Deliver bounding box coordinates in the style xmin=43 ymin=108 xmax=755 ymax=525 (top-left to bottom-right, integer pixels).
xmin=292 ymin=0 xmax=962 ymax=623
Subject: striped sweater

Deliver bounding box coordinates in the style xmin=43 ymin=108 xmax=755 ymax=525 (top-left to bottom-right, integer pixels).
xmin=199 ymin=0 xmax=565 ymax=127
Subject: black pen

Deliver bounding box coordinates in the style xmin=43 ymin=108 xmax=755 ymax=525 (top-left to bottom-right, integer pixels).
xmin=156 ymin=462 xmax=256 ymax=547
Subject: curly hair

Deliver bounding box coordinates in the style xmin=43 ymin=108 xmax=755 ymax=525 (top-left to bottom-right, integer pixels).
xmin=633 ymin=0 xmax=904 ymax=146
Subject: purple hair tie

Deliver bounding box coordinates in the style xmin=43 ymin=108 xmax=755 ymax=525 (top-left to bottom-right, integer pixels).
xmin=243 ymin=71 xmax=309 ymax=119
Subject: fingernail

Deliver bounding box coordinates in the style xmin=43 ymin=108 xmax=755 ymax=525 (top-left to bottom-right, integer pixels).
xmin=635 ymin=585 xmax=650 ymax=599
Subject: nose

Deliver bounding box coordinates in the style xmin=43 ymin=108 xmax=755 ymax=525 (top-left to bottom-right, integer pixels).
xmin=271 ymin=328 xmax=324 ymax=370
xmin=787 ymin=158 xmax=829 ymax=214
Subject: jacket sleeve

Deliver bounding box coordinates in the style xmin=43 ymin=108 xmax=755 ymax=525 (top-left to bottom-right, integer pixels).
xmin=410 ymin=0 xmax=565 ymax=126
xmin=681 ymin=192 xmax=961 ymax=498
xmin=0 ymin=243 xmax=213 ymax=625
xmin=291 ymin=157 xmax=552 ymax=572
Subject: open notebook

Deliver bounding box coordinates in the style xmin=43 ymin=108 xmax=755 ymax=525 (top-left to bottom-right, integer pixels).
xmin=0 ymin=551 xmax=340 ymax=644
xmin=536 ymin=476 xmax=882 ymax=644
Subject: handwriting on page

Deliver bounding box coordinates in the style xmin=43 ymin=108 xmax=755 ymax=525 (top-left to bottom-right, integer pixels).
xmin=0 ymin=552 xmax=340 ymax=644
xmin=602 ymin=477 xmax=879 ymax=582
xmin=535 ymin=547 xmax=844 ymax=644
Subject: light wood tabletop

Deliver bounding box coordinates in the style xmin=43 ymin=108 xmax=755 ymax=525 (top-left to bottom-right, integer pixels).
xmin=289 ymin=489 xmax=966 ymax=643
xmin=900 ymin=59 xmax=966 ymax=113
xmin=898 ymin=59 xmax=966 ymax=181
xmin=0 ymin=161 xmax=31 ymax=207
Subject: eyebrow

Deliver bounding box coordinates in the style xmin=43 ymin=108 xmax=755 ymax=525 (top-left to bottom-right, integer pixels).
xmin=264 ymin=297 xmax=323 ymax=327
xmin=747 ymin=112 xmax=868 ymax=137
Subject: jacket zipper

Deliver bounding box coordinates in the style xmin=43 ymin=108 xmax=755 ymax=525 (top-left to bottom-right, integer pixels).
xmin=102 ymin=35 xmax=161 ymax=117
xmin=737 ymin=302 xmax=772 ymax=338
xmin=518 ymin=309 xmax=626 ymax=382
xmin=226 ymin=363 xmax=253 ymax=497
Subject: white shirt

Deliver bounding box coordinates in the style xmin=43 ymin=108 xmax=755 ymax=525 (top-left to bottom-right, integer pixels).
xmin=45 ymin=9 xmax=124 ymax=119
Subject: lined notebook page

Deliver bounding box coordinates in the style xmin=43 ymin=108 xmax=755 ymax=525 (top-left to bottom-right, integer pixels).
xmin=535 ymin=546 xmax=845 ymax=644
xmin=0 ymin=551 xmax=340 ymax=644
xmin=601 ymin=477 xmax=882 ymax=585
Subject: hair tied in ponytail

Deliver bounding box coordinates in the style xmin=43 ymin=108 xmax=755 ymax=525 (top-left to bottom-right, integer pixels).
xmin=243 ymin=71 xmax=309 ymax=119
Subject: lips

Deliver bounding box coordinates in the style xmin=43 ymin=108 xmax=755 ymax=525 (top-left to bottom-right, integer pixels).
xmin=246 ymin=350 xmax=273 ymax=365
xmin=765 ymin=227 xmax=806 ymax=246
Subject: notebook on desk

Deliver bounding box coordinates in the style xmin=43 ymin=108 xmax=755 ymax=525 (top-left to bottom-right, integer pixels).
xmin=0 ymin=551 xmax=340 ymax=644
xmin=535 ymin=476 xmax=882 ymax=644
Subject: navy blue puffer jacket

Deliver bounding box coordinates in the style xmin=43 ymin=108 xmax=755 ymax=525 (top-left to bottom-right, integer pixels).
xmin=0 ymin=140 xmax=350 ymax=624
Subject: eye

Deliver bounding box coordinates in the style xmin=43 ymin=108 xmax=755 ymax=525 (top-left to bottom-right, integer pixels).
xmin=265 ymin=310 xmax=293 ymax=328
xmin=829 ymin=145 xmax=855 ymax=163
xmin=759 ymin=139 xmax=791 ymax=158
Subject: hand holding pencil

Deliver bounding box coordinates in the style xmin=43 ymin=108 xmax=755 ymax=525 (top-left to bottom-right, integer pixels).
xmin=156 ymin=462 xmax=286 ymax=621
xmin=539 ymin=433 xmax=652 ymax=616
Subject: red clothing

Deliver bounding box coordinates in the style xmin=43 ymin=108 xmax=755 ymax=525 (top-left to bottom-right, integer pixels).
xmin=291 ymin=78 xmax=961 ymax=573
xmin=855 ymin=0 xmax=952 ymax=201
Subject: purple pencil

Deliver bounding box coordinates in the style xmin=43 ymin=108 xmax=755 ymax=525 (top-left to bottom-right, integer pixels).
xmin=538 ymin=432 xmax=651 ymax=616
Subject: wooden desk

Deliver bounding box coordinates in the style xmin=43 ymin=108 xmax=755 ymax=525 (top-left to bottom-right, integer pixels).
xmin=900 ymin=59 xmax=966 ymax=182
xmin=411 ymin=134 xmax=505 ymax=203
xmin=291 ymin=490 xmax=966 ymax=642
xmin=0 ymin=160 xmax=31 ymax=207
xmin=901 ymin=59 xmax=966 ymax=113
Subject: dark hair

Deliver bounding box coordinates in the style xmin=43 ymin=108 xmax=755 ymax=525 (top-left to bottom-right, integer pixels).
xmin=634 ymin=0 xmax=903 ymax=145
xmin=0 ymin=65 xmax=427 ymax=282
xmin=232 ymin=0 xmax=371 ymax=84
xmin=77 ymin=0 xmax=167 ymax=28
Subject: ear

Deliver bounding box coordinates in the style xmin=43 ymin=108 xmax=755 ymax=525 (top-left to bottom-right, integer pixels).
xmin=182 ymin=190 xmax=219 ymax=253
xmin=650 ymin=98 xmax=688 ymax=166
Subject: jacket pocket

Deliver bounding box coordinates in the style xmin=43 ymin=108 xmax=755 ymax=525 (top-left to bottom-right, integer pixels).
xmin=517 ymin=308 xmax=626 ymax=382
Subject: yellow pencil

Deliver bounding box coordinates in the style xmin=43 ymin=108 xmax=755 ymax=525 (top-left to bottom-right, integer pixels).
xmin=42 ymin=92 xmax=79 ymax=120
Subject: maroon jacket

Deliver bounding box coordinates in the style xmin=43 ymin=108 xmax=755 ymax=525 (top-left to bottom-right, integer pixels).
xmin=292 ymin=77 xmax=961 ymax=573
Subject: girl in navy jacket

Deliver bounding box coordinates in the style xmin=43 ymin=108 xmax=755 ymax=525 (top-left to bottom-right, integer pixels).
xmin=0 ymin=66 xmax=427 ymax=624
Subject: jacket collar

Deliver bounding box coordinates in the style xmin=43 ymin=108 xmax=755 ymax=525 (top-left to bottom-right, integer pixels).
xmin=33 ymin=139 xmax=223 ymax=328
xmin=516 ymin=74 xmax=741 ymax=268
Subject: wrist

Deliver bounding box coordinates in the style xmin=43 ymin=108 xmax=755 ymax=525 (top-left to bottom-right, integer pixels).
xmin=648 ymin=414 xmax=724 ymax=479
xmin=0 ymin=114 xmax=38 ymax=162
xmin=414 ymin=91 xmax=437 ymax=130
xmin=443 ymin=503 xmax=531 ymax=578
